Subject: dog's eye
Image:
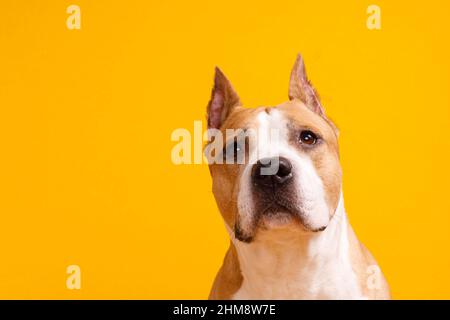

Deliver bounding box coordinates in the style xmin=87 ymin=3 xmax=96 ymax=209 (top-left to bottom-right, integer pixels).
xmin=223 ymin=141 xmax=243 ymax=164
xmin=299 ymin=130 xmax=318 ymax=145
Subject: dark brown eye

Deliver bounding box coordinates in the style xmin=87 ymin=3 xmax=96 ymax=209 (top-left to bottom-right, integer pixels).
xmin=223 ymin=141 xmax=243 ymax=163
xmin=299 ymin=130 xmax=318 ymax=145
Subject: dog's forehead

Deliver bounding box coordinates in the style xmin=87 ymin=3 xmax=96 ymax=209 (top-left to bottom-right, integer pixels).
xmin=222 ymin=100 xmax=335 ymax=140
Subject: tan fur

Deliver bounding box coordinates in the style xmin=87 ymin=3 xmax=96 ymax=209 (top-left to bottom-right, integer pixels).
xmin=347 ymin=226 xmax=391 ymax=299
xmin=209 ymin=106 xmax=262 ymax=229
xmin=277 ymin=101 xmax=342 ymax=218
xmin=209 ymin=244 xmax=243 ymax=299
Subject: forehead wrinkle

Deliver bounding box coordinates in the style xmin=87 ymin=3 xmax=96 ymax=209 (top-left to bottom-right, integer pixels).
xmin=286 ymin=121 xmax=323 ymax=137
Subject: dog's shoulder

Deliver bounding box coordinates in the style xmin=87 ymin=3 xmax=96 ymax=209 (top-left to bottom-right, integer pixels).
xmin=209 ymin=243 xmax=242 ymax=300
xmin=348 ymin=225 xmax=391 ymax=299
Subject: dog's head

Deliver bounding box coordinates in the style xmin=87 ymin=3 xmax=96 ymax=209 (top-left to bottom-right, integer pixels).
xmin=206 ymin=54 xmax=342 ymax=243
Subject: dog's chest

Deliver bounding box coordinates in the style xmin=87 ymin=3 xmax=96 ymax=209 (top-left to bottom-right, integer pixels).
xmin=232 ymin=258 xmax=364 ymax=300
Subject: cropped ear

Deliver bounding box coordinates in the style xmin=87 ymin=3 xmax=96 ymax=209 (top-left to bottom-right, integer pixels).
xmin=289 ymin=54 xmax=325 ymax=117
xmin=207 ymin=67 xmax=241 ymax=129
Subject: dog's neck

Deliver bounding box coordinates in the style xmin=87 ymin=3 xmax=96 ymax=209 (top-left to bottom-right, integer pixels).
xmin=227 ymin=193 xmax=362 ymax=299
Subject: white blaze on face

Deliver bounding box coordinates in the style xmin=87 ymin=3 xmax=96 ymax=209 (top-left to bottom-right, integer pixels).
xmin=237 ymin=109 xmax=330 ymax=234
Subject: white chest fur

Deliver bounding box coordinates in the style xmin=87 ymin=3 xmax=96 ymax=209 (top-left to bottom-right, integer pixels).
xmin=228 ymin=197 xmax=365 ymax=300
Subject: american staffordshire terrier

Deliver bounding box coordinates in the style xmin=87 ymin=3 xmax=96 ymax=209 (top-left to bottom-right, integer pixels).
xmin=206 ymin=54 xmax=390 ymax=300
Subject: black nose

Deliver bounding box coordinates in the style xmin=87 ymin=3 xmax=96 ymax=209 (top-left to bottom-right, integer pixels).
xmin=251 ymin=156 xmax=293 ymax=187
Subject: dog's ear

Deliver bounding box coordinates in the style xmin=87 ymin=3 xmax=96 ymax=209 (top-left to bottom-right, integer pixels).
xmin=207 ymin=67 xmax=241 ymax=129
xmin=289 ymin=54 xmax=325 ymax=117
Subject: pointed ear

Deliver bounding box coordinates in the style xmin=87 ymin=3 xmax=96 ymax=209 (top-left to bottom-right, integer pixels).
xmin=289 ymin=54 xmax=325 ymax=117
xmin=207 ymin=67 xmax=241 ymax=129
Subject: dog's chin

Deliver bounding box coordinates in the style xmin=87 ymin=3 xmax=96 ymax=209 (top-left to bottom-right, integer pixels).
xmin=259 ymin=210 xmax=298 ymax=230
xmin=234 ymin=202 xmax=329 ymax=243
xmin=256 ymin=213 xmax=328 ymax=245
xmin=233 ymin=210 xmax=299 ymax=243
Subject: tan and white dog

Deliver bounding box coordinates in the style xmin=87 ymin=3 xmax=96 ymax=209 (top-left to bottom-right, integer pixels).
xmin=205 ymin=54 xmax=390 ymax=300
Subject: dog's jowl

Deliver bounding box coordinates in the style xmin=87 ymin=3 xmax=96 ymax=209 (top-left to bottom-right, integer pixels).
xmin=206 ymin=54 xmax=390 ymax=300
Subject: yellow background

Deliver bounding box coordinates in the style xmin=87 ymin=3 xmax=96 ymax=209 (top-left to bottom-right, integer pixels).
xmin=0 ymin=0 xmax=449 ymax=299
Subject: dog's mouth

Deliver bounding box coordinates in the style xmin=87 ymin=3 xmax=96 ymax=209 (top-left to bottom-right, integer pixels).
xmin=258 ymin=200 xmax=300 ymax=226
xmin=233 ymin=199 xmax=298 ymax=243
xmin=234 ymin=195 xmax=328 ymax=243
xmin=261 ymin=197 xmax=297 ymax=215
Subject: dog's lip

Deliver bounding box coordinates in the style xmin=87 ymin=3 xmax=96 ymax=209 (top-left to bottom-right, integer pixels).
xmin=312 ymin=225 xmax=327 ymax=232
xmin=260 ymin=200 xmax=296 ymax=217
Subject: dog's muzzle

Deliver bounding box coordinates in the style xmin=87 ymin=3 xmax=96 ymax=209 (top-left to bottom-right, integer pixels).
xmin=249 ymin=156 xmax=299 ymax=219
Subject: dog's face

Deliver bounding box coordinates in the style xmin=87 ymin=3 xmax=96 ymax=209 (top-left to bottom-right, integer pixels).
xmin=206 ymin=55 xmax=342 ymax=242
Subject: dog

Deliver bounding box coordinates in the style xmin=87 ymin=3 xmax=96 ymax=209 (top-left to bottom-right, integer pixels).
xmin=205 ymin=54 xmax=390 ymax=300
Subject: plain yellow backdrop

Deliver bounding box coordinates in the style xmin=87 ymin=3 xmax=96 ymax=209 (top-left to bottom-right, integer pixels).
xmin=0 ymin=0 xmax=449 ymax=299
